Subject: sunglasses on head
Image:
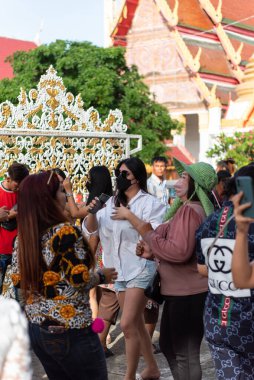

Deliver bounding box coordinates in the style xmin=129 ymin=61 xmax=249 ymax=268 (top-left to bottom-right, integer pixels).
xmin=115 ymin=169 xmax=129 ymax=178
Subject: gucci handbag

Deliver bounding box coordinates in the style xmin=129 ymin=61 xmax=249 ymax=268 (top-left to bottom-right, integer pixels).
xmin=144 ymin=271 xmax=164 ymax=305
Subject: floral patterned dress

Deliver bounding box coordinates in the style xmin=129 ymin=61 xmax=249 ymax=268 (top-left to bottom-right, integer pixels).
xmin=11 ymin=223 xmax=99 ymax=329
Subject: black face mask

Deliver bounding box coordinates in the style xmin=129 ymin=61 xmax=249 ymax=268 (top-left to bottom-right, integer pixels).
xmin=86 ymin=181 xmax=92 ymax=192
xmin=116 ymin=175 xmax=132 ymax=192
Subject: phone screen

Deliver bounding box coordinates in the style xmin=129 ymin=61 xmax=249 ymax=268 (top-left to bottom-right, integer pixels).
xmin=236 ymin=176 xmax=254 ymax=218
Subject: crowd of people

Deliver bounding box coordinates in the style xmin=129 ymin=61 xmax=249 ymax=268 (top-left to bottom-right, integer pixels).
xmin=1 ymin=154 xmax=254 ymax=380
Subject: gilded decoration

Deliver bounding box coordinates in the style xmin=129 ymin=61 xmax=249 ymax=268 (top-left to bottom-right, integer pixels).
xmin=0 ymin=66 xmax=142 ymax=194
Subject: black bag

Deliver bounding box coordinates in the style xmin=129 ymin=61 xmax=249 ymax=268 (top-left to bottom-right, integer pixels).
xmin=144 ymin=271 xmax=164 ymax=305
xmin=0 ymin=218 xmax=17 ymax=231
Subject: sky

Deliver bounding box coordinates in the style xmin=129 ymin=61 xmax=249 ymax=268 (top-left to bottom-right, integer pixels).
xmin=0 ymin=0 xmax=108 ymax=47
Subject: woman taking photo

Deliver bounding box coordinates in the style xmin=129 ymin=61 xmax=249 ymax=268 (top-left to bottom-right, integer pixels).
xmin=84 ymin=157 xmax=166 ymax=380
xmin=11 ymin=171 xmax=117 ymax=380
xmin=196 ymin=164 xmax=254 ymax=379
xmin=64 ymin=165 xmax=120 ymax=357
xmin=112 ymin=158 xmax=217 ymax=380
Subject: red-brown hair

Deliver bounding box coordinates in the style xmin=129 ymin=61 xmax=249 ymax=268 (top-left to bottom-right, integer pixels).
xmin=17 ymin=171 xmax=68 ymax=298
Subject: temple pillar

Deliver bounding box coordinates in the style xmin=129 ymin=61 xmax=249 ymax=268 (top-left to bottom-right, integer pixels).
xmin=208 ymin=101 xmax=222 ymax=135
xmin=172 ymin=128 xmax=186 ymax=147
xmin=198 ymin=111 xmax=210 ymax=162
xmin=172 ymin=114 xmax=186 ymax=146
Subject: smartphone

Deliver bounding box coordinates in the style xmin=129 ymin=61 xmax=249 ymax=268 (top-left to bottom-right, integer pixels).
xmin=89 ymin=193 xmax=111 ymax=214
xmin=236 ymin=176 xmax=254 ymax=217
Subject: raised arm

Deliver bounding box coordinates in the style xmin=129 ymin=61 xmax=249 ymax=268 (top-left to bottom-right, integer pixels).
xmin=232 ymin=192 xmax=254 ymax=288
xmin=63 ymin=177 xmax=90 ymax=218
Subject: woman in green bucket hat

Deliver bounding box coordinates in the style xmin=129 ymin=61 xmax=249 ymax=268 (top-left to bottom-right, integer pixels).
xmin=111 ymin=158 xmax=217 ymax=380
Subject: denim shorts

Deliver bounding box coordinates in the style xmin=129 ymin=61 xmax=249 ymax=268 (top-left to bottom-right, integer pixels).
xmin=115 ymin=260 xmax=156 ymax=292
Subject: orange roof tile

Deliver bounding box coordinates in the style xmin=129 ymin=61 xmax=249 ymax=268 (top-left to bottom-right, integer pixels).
xmin=187 ymin=43 xmax=233 ymax=78
xmin=229 ymin=37 xmax=254 ymax=64
xmin=167 ymin=0 xmax=214 ymax=31
xmin=210 ymin=0 xmax=254 ymax=29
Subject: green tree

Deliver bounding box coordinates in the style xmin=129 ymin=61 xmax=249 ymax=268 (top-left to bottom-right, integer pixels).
xmin=206 ymin=131 xmax=254 ymax=167
xmin=0 ymin=40 xmax=181 ymax=162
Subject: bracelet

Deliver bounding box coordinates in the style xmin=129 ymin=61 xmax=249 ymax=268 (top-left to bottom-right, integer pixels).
xmin=97 ymin=270 xmax=106 ymax=284
xmin=65 ymin=193 xmax=73 ymax=198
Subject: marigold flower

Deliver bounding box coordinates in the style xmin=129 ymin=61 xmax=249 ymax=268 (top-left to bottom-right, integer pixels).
xmin=43 ymin=271 xmax=60 ymax=286
xmin=71 ymin=264 xmax=87 ymax=275
xmin=60 ymin=305 xmax=76 ymax=319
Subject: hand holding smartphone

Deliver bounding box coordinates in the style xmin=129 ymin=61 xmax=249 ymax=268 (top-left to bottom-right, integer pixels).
xmin=89 ymin=193 xmax=110 ymax=214
xmin=236 ymin=176 xmax=254 ymax=218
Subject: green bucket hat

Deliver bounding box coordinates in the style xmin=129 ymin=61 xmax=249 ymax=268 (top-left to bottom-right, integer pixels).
xmin=164 ymin=158 xmax=217 ymax=221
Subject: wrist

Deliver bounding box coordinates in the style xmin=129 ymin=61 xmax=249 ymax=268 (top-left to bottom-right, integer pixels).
xmin=236 ymin=226 xmax=249 ymax=235
xmin=66 ymin=193 xmax=73 ymax=198
xmin=97 ymin=270 xmax=106 ymax=284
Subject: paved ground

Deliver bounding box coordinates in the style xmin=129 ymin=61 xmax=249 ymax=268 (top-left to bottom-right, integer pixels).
xmin=31 ymin=314 xmax=216 ymax=380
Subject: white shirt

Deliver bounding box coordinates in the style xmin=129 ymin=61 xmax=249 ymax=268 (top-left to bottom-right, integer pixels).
xmin=83 ymin=190 xmax=166 ymax=281
xmin=147 ymin=173 xmax=169 ymax=206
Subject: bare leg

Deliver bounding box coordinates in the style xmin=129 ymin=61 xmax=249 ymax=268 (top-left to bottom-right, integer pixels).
xmin=118 ymin=289 xmax=160 ymax=380
xmin=145 ymin=322 xmax=156 ymax=338
xmin=89 ymin=287 xmax=98 ymax=319
xmin=99 ymin=320 xmax=111 ymax=349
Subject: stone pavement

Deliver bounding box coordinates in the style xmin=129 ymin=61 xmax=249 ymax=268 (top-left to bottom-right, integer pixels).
xmin=31 ymin=316 xmax=216 ymax=380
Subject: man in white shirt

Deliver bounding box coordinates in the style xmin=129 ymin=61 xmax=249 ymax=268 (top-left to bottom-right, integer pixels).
xmin=146 ymin=156 xmax=169 ymax=355
xmin=147 ymin=156 xmax=169 ymax=206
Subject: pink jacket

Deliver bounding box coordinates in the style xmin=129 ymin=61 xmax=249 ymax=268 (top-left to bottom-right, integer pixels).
xmin=143 ymin=202 xmax=208 ymax=296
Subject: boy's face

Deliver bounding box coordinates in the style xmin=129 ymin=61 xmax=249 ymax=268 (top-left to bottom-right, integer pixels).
xmin=6 ymin=177 xmax=19 ymax=191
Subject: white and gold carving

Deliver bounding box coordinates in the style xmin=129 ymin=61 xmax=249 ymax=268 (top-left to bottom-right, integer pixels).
xmin=0 ymin=66 xmax=141 ymax=194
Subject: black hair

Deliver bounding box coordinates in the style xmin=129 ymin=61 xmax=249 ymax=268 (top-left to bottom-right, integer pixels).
xmin=217 ymin=170 xmax=231 ymax=182
xmin=216 ymin=160 xmax=228 ymax=170
xmin=53 ymin=168 xmax=66 ymax=180
xmin=187 ymin=176 xmax=199 ymax=201
xmin=151 ymin=156 xmax=168 ymax=165
xmin=8 ymin=162 xmax=29 ymax=183
xmin=115 ymin=157 xmax=147 ymax=207
xmin=86 ymin=166 xmax=113 ymax=205
xmin=224 ymin=164 xmax=254 ymax=199
xmin=224 ymin=158 xmax=235 ymax=164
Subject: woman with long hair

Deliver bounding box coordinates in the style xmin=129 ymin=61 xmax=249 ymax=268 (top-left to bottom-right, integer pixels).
xmin=63 ymin=165 xmax=113 ymax=219
xmin=84 ymin=157 xmax=166 ymax=380
xmin=11 ymin=171 xmax=117 ymax=380
xmin=63 ymin=166 xmax=115 ymax=310
xmin=64 ymin=166 xmax=119 ymax=356
xmin=112 ymin=158 xmax=217 ymax=380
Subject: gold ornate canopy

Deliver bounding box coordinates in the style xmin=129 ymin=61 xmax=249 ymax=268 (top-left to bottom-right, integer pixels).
xmin=0 ymin=66 xmax=142 ymax=194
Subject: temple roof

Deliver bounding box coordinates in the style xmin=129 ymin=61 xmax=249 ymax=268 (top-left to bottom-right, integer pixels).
xmin=0 ymin=37 xmax=37 ymax=80
xmin=166 ymin=144 xmax=195 ymax=164
xmin=111 ymin=0 xmax=139 ymax=46
xmin=111 ymin=0 xmax=254 ymax=108
xmin=210 ymin=0 xmax=254 ymax=30
xmin=166 ymin=0 xmax=214 ymax=31
xmin=187 ymin=44 xmax=233 ymax=78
